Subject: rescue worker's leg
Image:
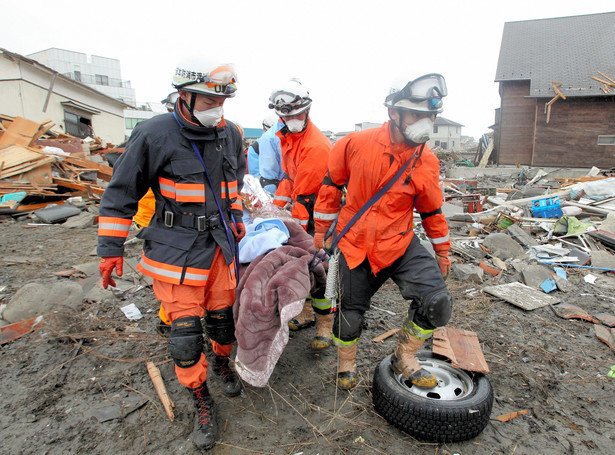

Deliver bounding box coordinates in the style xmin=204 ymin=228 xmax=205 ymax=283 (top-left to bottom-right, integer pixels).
xmin=203 ymin=249 xmax=241 ymax=397
xmin=288 ymin=299 xmax=316 ymax=331
xmin=152 ymin=279 xmax=215 ymax=450
xmin=333 ymin=254 xmax=389 ymax=390
xmin=310 ymin=288 xmax=333 ymax=350
xmin=390 ymin=236 xmax=453 ymax=388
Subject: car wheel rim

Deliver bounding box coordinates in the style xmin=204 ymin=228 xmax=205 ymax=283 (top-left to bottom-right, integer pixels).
xmin=393 ymin=357 xmax=475 ymax=401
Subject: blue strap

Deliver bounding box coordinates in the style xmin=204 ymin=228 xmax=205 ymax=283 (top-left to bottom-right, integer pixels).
xmin=310 ymin=144 xmax=424 ymax=271
xmin=172 ymin=112 xmax=239 ymax=280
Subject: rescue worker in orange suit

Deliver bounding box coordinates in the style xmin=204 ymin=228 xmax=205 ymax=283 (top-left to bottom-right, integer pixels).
xmin=313 ymin=73 xmax=453 ymax=390
xmin=97 ymin=60 xmax=245 ymax=451
xmin=269 ymin=79 xmax=334 ymax=348
xmin=132 ymin=91 xmax=179 ymax=337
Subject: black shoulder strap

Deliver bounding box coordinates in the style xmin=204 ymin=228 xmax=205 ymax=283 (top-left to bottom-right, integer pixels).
xmin=252 ymin=141 xmax=260 ymax=155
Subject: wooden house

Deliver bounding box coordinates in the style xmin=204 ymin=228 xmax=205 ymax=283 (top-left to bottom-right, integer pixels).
xmin=493 ymin=12 xmax=615 ymax=168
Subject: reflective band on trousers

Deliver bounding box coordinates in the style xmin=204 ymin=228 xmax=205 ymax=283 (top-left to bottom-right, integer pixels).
xmin=312 ymin=297 xmax=332 ymax=310
xmin=429 ymin=233 xmax=450 ymax=245
xmin=98 ymin=216 xmax=131 ymax=238
xmin=332 ymin=334 xmax=358 ymax=347
xmin=137 ymin=253 xmax=209 ymax=286
xmin=313 ymin=211 xmax=339 ymax=221
xmin=402 ymin=319 xmax=435 ymax=341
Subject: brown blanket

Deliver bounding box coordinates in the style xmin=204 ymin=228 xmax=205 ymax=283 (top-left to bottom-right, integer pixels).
xmin=233 ymin=220 xmax=327 ymax=387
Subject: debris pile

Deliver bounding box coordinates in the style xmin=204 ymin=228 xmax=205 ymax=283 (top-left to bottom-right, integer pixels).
xmin=0 ymin=115 xmax=118 ymax=213
xmin=436 ymin=166 xmax=615 ymax=351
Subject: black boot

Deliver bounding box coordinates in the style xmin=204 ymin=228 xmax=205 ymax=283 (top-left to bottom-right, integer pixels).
xmin=212 ymin=355 xmax=242 ymax=397
xmin=189 ymin=381 xmax=217 ymax=450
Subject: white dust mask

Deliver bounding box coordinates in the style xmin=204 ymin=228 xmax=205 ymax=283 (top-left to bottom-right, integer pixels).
xmin=403 ymin=117 xmax=433 ymax=144
xmin=285 ymin=119 xmax=306 ymax=133
xmin=193 ymin=106 xmax=223 ymax=128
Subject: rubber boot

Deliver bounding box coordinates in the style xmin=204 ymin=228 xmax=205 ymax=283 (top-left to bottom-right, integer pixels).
xmin=311 ymin=313 xmax=334 ymax=350
xmin=212 ymin=355 xmax=242 ymax=397
xmin=189 ymin=381 xmax=217 ymax=450
xmin=288 ymin=299 xmax=316 ymax=331
xmin=391 ymin=329 xmax=437 ymax=388
xmin=336 ymin=344 xmax=358 ymax=390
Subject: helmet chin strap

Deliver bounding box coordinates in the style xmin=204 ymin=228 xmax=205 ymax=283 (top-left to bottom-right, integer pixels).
xmin=180 ymin=93 xmax=202 ymax=125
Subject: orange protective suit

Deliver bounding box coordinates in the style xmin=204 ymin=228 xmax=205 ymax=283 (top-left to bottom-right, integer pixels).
xmin=153 ymin=248 xmax=235 ymax=388
xmin=273 ymin=119 xmax=331 ymax=231
xmin=314 ymin=121 xmax=450 ymax=274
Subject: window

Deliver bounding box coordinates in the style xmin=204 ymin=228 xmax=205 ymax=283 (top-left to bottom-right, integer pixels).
xmin=95 ymin=74 xmax=109 ymax=86
xmin=441 ymin=142 xmax=448 ymax=150
xmin=435 ymin=140 xmax=440 ymax=146
xmin=125 ymin=118 xmax=146 ymax=129
xmin=598 ymin=135 xmax=615 ymax=146
xmin=433 ymin=125 xmax=439 ymax=133
xmin=64 ymin=111 xmax=92 ymax=138
xmin=73 ymin=71 xmax=81 ymax=82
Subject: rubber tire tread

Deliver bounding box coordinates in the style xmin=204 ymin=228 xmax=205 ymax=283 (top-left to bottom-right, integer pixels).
xmin=372 ymin=352 xmax=493 ymax=443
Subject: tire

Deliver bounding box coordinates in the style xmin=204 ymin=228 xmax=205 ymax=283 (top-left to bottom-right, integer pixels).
xmin=372 ymin=352 xmax=493 ymax=443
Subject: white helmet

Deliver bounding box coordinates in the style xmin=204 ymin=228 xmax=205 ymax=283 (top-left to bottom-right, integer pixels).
xmin=268 ymin=79 xmax=312 ymax=117
xmin=161 ymin=91 xmax=179 ymax=111
xmin=262 ymin=113 xmax=279 ymax=130
xmin=384 ymin=73 xmax=447 ymax=113
xmin=172 ymin=59 xmax=237 ymax=98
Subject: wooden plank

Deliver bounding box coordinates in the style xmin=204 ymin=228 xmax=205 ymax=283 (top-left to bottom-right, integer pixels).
xmin=372 ymin=328 xmax=400 ymax=343
xmin=64 ymin=157 xmax=113 ymax=181
xmin=483 ymin=282 xmax=561 ymax=310
xmin=0 ymin=144 xmax=45 ymax=170
xmin=432 ymin=327 xmax=489 ymax=373
xmin=52 ymin=177 xmax=105 ymax=195
xmin=0 ymin=117 xmax=42 ymax=147
xmin=0 ymin=156 xmax=55 ymax=178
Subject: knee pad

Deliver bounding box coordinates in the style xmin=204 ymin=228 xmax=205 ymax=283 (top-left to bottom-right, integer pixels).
xmin=333 ymin=310 xmax=363 ymax=343
xmin=204 ymin=307 xmax=236 ymax=345
xmin=168 ymin=316 xmax=203 ymax=368
xmin=415 ymin=290 xmax=453 ymax=330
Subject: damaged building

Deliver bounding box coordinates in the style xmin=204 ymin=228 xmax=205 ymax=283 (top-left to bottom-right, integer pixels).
xmin=493 ymin=12 xmax=615 ymax=168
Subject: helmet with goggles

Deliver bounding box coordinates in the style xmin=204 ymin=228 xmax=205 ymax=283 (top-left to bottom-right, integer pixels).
xmin=268 ymin=79 xmax=312 ymax=117
xmin=385 ymin=73 xmax=447 ymax=114
xmin=172 ymin=59 xmax=237 ymax=98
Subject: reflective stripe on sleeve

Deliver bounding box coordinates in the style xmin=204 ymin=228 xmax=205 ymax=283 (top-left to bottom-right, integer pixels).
xmin=274 ymin=195 xmax=292 ymax=204
xmin=98 ymin=217 xmax=131 ymax=238
xmin=429 ymin=233 xmax=450 ymax=245
xmin=313 ymin=211 xmax=339 ymax=221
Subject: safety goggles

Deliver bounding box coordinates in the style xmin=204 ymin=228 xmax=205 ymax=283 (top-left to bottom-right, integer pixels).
xmin=387 ymin=73 xmax=447 ymax=104
xmin=268 ymin=95 xmax=312 ymax=115
xmin=175 ymin=66 xmax=238 ymax=95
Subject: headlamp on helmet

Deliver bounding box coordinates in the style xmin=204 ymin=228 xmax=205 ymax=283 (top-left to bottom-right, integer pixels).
xmin=268 ymin=79 xmax=312 ymax=117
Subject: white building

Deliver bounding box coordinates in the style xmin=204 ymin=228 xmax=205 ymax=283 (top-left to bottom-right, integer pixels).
xmin=430 ymin=117 xmax=463 ymax=151
xmin=124 ymin=102 xmax=168 ymax=139
xmin=0 ymin=48 xmax=130 ymax=145
xmin=27 ymin=48 xmax=136 ymax=107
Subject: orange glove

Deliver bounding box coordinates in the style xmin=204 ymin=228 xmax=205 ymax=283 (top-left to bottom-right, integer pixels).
xmin=99 ymin=257 xmax=123 ymax=289
xmin=231 ymin=222 xmax=246 ymax=242
xmin=435 ymin=251 xmax=451 ymax=279
xmin=313 ymin=232 xmax=332 ymax=250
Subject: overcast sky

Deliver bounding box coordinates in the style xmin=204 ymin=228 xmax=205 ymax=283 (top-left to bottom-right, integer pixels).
xmin=2 ymin=0 xmax=613 ymax=139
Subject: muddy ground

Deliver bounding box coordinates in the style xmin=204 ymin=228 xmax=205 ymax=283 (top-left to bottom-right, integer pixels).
xmin=0 ymin=217 xmax=614 ymax=455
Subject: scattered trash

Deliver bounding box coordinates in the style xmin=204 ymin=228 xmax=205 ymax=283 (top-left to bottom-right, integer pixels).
xmin=120 ymin=303 xmax=143 ymax=321
xmin=495 ymin=409 xmax=529 ymax=422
